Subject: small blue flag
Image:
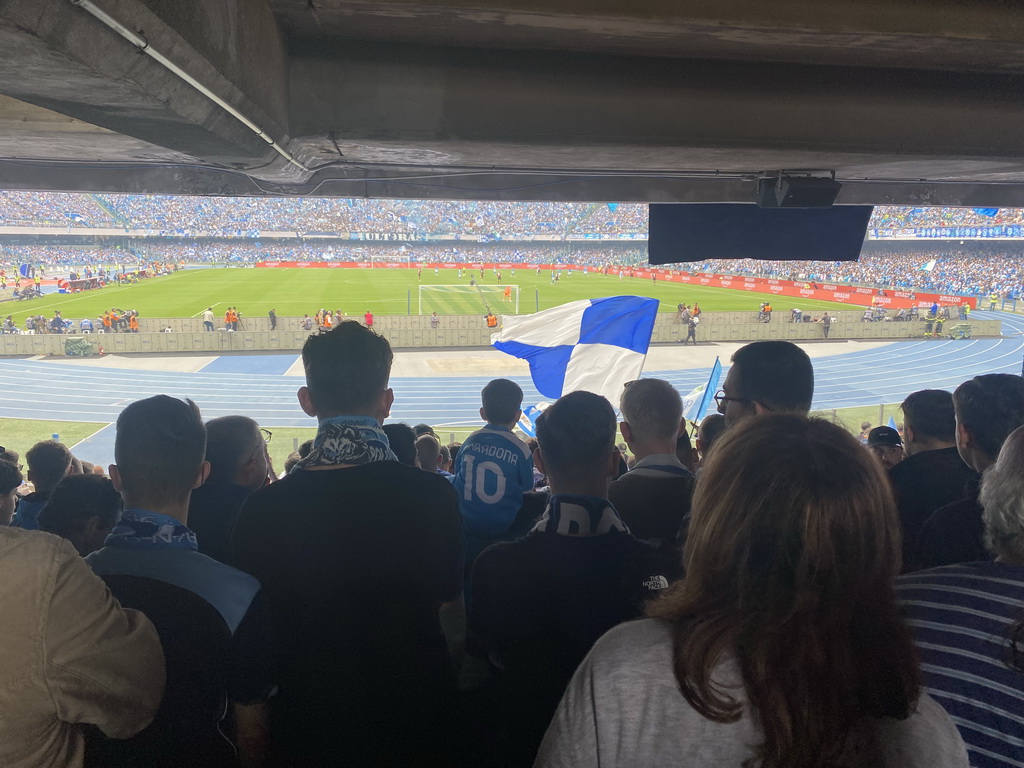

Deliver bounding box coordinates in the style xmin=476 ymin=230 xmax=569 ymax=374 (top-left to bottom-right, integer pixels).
xmin=888 ymin=415 xmax=898 ymax=430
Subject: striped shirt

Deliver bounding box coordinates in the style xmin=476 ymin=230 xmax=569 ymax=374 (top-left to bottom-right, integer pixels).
xmin=896 ymin=562 xmax=1024 ymax=768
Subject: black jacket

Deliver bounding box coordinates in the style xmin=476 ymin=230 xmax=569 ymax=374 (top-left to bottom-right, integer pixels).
xmin=888 ymin=447 xmax=977 ymax=571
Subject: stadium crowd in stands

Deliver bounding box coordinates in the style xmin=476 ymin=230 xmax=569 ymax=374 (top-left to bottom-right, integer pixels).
xmin=5 ymin=191 xmax=1024 ymax=296
xmin=3 ymin=192 xmax=1023 ymax=235
xmin=2 ymin=325 xmax=1022 ymax=767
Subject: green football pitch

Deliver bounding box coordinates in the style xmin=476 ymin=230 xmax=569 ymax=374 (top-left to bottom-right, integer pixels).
xmin=3 ymin=267 xmax=857 ymax=322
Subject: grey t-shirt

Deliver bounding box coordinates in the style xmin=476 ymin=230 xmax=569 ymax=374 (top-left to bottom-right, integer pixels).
xmin=535 ymin=619 xmax=969 ymax=768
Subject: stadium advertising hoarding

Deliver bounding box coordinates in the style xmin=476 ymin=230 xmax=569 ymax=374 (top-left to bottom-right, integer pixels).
xmin=870 ymin=226 xmax=1024 ymax=240
xmin=254 ymin=261 xmax=975 ymax=309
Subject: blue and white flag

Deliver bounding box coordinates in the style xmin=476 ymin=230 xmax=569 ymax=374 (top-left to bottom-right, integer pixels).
xmin=920 ymin=259 xmax=937 ymax=272
xmin=492 ymin=296 xmax=659 ymax=401
xmin=681 ymin=357 xmax=723 ymax=422
xmin=888 ymin=415 xmax=899 ymax=431
xmin=517 ymin=403 xmax=550 ymax=437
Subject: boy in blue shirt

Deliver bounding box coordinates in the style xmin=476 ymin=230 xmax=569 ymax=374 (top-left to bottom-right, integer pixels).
xmin=451 ymin=379 xmax=534 ymax=578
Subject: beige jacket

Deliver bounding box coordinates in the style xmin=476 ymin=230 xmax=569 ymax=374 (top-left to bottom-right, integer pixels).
xmin=0 ymin=527 xmax=165 ymax=768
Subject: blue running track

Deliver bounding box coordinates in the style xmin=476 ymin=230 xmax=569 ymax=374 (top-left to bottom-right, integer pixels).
xmin=2 ymin=311 xmax=1022 ymax=464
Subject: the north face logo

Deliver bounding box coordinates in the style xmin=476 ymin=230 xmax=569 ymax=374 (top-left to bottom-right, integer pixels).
xmin=643 ymin=575 xmax=670 ymax=591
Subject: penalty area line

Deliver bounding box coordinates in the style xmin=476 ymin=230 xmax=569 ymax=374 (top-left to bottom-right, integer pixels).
xmin=192 ymin=302 xmax=222 ymax=318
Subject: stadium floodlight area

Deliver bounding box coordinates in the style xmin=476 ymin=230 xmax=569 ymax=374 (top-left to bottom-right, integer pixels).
xmin=418 ymin=284 xmax=520 ymax=315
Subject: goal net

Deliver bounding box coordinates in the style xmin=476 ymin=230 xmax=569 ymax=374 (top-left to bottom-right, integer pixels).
xmin=418 ymin=284 xmax=520 ymax=315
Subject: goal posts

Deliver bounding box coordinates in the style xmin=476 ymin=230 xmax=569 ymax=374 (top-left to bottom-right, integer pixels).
xmin=418 ymin=284 xmax=520 ymax=315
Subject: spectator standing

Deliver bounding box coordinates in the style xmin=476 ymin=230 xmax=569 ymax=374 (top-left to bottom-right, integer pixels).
xmin=11 ymin=439 xmax=73 ymax=530
xmin=715 ymin=341 xmax=814 ymax=427
xmin=684 ymin=314 xmax=698 ymax=345
xmin=0 ymin=459 xmax=23 ymax=526
xmin=363 ymin=309 xmax=373 ymax=327
xmin=822 ymin=312 xmax=833 ymax=338
xmin=38 ymin=474 xmax=122 ymax=557
xmin=868 ymin=426 xmax=906 ymax=471
xmin=202 ymin=307 xmax=214 ymax=332
xmin=0 ymin=527 xmax=165 ymax=768
xmin=536 ymin=415 xmax=968 ymax=768
xmin=86 ymin=396 xmax=274 ymax=768
xmin=268 ymin=308 xmax=277 ymax=331
xmin=916 ymin=374 xmax=1024 ymax=568
xmin=232 ymin=322 xmax=463 ymax=766
xmin=416 ymin=433 xmax=450 ymax=477
xmin=382 ymin=422 xmax=418 ymax=467
xmin=609 ymin=378 xmax=695 ymax=549
xmin=187 ymin=416 xmax=270 ymax=564
xmin=470 ymin=391 xmax=678 ymax=766
xmin=450 ymin=378 xmax=534 ymax=589
xmin=693 ymin=413 xmax=726 ymax=470
xmin=896 ymin=423 xmax=1024 ymax=768
xmin=889 ymin=390 xmax=977 ymax=572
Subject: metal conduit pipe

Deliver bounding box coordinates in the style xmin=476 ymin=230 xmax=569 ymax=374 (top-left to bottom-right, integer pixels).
xmin=69 ymin=0 xmax=309 ymax=173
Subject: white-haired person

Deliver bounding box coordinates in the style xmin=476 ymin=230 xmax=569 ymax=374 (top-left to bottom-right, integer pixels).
xmin=536 ymin=414 xmax=969 ymax=768
xmin=896 ymin=423 xmax=1024 ymax=768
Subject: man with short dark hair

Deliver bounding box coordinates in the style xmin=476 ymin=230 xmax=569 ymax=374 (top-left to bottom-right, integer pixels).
xmin=11 ymin=439 xmax=73 ymax=530
xmin=232 ymin=322 xmax=463 ymax=766
xmin=916 ymin=374 xmax=1024 ymax=569
xmin=889 ymin=389 xmax=977 ymax=571
xmin=469 ymin=391 xmax=677 ymax=765
xmin=450 ymin=378 xmax=534 ymax=591
xmin=87 ymin=396 xmax=273 ymax=767
xmin=715 ymin=341 xmax=814 ymax=427
xmin=609 ymin=378 xmax=694 ymax=548
xmin=188 ymin=415 xmax=269 ymax=564
xmin=382 ymin=422 xmax=418 ymax=467
xmin=0 ymin=459 xmax=23 ymax=526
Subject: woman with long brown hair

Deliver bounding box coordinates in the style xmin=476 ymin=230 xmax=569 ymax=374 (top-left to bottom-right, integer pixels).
xmin=535 ymin=414 xmax=968 ymax=768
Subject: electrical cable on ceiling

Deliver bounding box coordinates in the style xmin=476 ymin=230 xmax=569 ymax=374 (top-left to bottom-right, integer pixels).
xmin=68 ymin=0 xmax=309 ymax=173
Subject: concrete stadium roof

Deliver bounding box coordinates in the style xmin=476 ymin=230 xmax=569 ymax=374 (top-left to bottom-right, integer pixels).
xmin=2 ymin=0 xmax=1024 ymax=203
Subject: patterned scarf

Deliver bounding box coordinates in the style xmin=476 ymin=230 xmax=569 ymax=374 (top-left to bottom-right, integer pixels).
xmin=295 ymin=415 xmax=398 ymax=470
xmin=532 ymin=494 xmax=631 ymax=537
xmin=105 ymin=508 xmax=198 ymax=550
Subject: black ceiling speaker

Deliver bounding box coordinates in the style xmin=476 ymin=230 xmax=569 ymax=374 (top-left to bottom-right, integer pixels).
xmin=757 ymin=176 xmax=842 ymax=208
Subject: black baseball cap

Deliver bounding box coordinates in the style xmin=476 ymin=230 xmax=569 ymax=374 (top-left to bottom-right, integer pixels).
xmin=867 ymin=426 xmax=902 ymax=447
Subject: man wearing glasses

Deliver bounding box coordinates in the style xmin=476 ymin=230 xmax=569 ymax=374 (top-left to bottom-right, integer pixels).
xmin=187 ymin=416 xmax=272 ymax=564
xmin=715 ymin=341 xmax=815 ymax=427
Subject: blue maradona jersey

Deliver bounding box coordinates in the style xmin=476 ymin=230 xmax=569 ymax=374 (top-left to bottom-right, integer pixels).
xmin=451 ymin=424 xmax=534 ymax=537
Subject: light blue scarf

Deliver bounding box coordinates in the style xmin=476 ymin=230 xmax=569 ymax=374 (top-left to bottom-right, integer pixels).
xmin=105 ymin=508 xmax=198 ymax=550
xmin=295 ymin=415 xmax=398 ymax=469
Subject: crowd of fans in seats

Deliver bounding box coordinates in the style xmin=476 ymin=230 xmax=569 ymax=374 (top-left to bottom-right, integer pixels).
xmin=3 ymin=191 xmax=1024 ymax=237
xmin=6 ymin=191 xmax=1024 ymax=296
xmin=2 ymin=324 xmax=1022 ymax=767
xmin=687 ymin=242 xmax=1024 ymax=297
xmin=871 ymin=205 xmax=1024 ymax=228
xmin=0 ymin=242 xmax=648 ymax=272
